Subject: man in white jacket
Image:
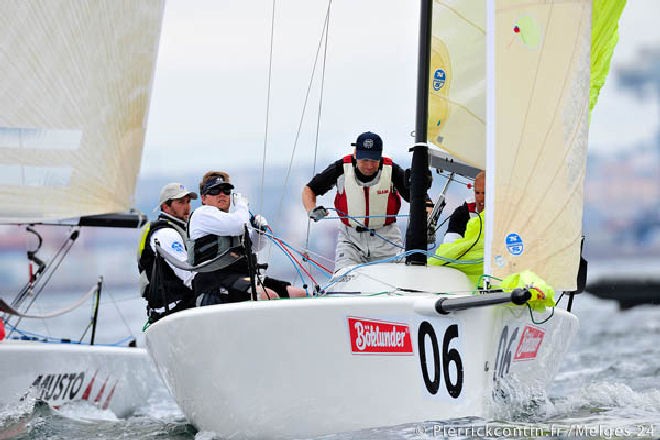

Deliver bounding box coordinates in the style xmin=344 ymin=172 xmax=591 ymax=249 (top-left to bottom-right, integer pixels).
xmin=189 ymin=171 xmax=305 ymax=305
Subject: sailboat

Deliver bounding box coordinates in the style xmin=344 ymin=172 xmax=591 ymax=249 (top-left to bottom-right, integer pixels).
xmin=145 ymin=0 xmax=623 ymax=437
xmin=0 ymin=1 xmax=165 ymax=417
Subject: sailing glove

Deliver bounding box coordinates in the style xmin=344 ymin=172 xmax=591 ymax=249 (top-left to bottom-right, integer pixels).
xmin=250 ymin=214 xmax=269 ymax=232
xmin=308 ymin=206 xmax=329 ymax=222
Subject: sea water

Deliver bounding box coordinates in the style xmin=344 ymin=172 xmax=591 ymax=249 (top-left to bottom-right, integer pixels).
xmin=2 ymin=291 xmax=659 ymax=439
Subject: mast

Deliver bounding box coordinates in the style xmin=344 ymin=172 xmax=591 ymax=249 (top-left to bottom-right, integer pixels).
xmin=405 ymin=0 xmax=433 ymax=265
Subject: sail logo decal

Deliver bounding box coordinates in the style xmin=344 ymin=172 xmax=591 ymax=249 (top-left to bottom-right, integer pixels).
xmin=513 ymin=325 xmax=545 ymax=361
xmin=433 ymin=69 xmax=446 ymax=90
xmin=505 ymin=233 xmax=524 ymax=256
xmin=347 ymin=317 xmax=413 ymax=355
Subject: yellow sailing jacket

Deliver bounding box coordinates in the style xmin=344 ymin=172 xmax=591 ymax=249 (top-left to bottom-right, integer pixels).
xmin=428 ymin=211 xmax=484 ymax=286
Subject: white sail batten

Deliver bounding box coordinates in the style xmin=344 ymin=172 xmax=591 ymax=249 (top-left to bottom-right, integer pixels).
xmin=489 ymin=0 xmax=591 ymax=290
xmin=0 ymin=0 xmax=164 ymax=223
xmin=428 ymin=0 xmax=486 ymax=170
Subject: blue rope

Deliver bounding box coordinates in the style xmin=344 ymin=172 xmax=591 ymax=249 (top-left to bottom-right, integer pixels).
xmin=262 ymin=231 xmax=332 ymax=278
xmin=4 ymin=322 xmax=136 ymax=347
xmin=324 ymin=214 xmax=409 ymax=219
xmin=428 ymin=254 xmax=483 ymax=264
xmin=249 ymin=209 xmax=333 ymax=279
xmin=249 ymin=210 xmax=309 ymax=291
xmin=249 ymin=213 xmax=344 ymax=295
xmin=263 ymin=233 xmax=310 ymax=296
xmin=320 ymin=249 xmax=425 ymax=292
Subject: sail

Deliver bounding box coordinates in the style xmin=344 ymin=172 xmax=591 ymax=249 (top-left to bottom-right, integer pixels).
xmin=427 ymin=0 xmax=486 ymax=170
xmin=427 ymin=0 xmax=624 ymax=290
xmin=590 ymin=0 xmax=626 ymax=112
xmin=487 ymin=0 xmax=592 ymax=290
xmin=0 ymin=0 xmax=164 ymax=223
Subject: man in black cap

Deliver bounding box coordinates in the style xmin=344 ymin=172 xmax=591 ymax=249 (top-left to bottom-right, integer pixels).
xmin=302 ymin=131 xmax=411 ymax=272
xmin=138 ymin=182 xmax=198 ymax=323
xmin=189 ymin=170 xmax=306 ymax=304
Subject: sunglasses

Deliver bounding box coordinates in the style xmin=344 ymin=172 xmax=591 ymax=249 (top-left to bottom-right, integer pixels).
xmin=205 ymin=187 xmax=232 ymax=196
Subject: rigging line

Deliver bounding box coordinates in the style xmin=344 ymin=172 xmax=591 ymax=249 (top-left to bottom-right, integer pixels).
xmin=3 ymin=323 xmax=134 ymax=346
xmin=78 ymin=300 xmax=94 ymax=344
xmin=277 ymin=236 xmax=333 ymax=276
xmin=268 ymin=235 xmax=309 ymax=291
xmin=330 ymin=207 xmax=405 ymax=250
xmin=324 ymin=214 xmax=410 ymax=220
xmin=24 ymin=237 xmax=75 ymax=311
xmin=105 ymin=289 xmax=134 ymax=338
xmin=298 ymin=252 xmax=333 ymax=275
xmin=320 ymin=250 xmax=419 ymax=292
xmin=272 ymin=236 xmax=319 ymax=277
xmin=263 ymin=228 xmax=317 ymax=283
xmin=273 ymin=1 xmax=333 ymax=229
xmin=299 ymin=245 xmax=335 ymax=265
xmin=10 ymin=227 xmax=68 ymax=309
xmin=442 ymin=212 xmax=482 ymax=266
xmin=261 ymin=229 xmax=332 ymax=275
xmin=258 ymin=0 xmax=277 ymax=217
xmin=356 ymin=271 xmax=400 ymax=291
xmin=7 ymin=228 xmax=79 ymax=334
xmin=0 ymin=283 xmax=98 ymax=319
xmin=272 ymin=236 xmax=318 ymax=285
xmin=434 ymin=215 xmax=450 ymax=233
xmin=305 ymin=0 xmax=332 ymax=255
xmin=20 ymin=228 xmax=76 ymax=308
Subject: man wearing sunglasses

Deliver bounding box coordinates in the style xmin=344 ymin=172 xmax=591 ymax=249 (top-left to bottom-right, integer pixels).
xmin=138 ymin=182 xmax=198 ymax=323
xmin=189 ymin=171 xmax=305 ymax=305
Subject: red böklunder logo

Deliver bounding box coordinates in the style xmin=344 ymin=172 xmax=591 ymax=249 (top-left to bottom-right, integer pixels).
xmin=348 ymin=317 xmax=413 ymax=355
xmin=514 ymin=325 xmax=545 ymax=361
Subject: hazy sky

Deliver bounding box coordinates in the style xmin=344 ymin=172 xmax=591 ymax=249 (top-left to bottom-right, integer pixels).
xmin=140 ymin=0 xmax=660 ymax=177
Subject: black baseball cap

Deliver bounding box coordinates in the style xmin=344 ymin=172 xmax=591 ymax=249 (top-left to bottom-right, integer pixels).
xmin=352 ymin=131 xmax=383 ymax=160
xmin=201 ymin=176 xmax=235 ymax=195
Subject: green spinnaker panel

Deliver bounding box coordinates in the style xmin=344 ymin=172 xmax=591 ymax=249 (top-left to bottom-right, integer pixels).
xmin=590 ymin=0 xmax=626 ymax=112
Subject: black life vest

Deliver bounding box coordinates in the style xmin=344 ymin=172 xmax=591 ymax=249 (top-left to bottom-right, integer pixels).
xmin=137 ymin=216 xmax=195 ymax=318
xmin=191 ymin=233 xmax=250 ymax=296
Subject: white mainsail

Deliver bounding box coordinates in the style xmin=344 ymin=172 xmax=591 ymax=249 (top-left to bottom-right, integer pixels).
xmin=0 ymin=0 xmax=164 ymax=223
xmin=0 ymin=0 xmax=167 ymax=418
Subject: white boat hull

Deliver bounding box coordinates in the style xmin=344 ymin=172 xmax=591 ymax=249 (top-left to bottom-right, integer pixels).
xmin=0 ymin=341 xmax=161 ymax=417
xmin=146 ymin=265 xmax=578 ymax=438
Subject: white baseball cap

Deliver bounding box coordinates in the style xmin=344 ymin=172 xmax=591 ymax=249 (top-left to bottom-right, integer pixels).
xmin=158 ymin=182 xmax=198 ymax=207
